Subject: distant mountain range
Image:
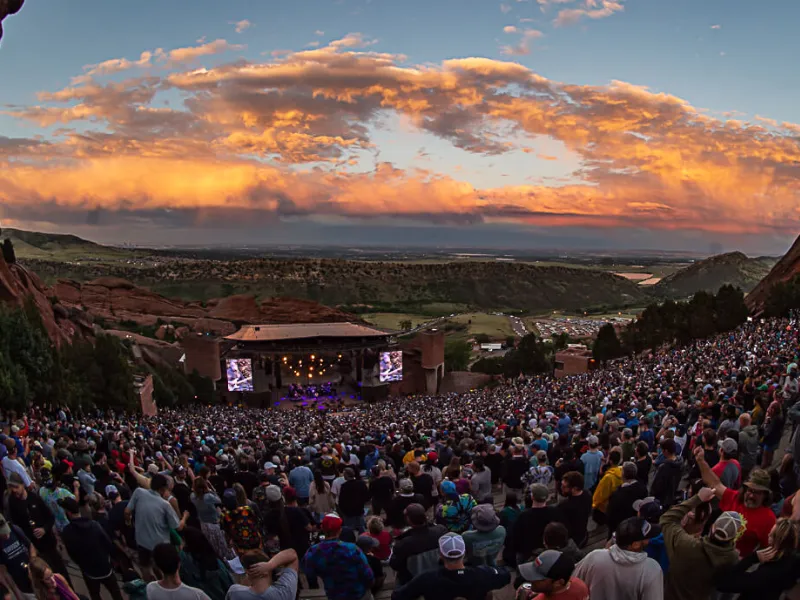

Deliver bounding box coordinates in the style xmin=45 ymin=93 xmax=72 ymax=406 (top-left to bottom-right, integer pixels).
xmin=0 ymin=227 xmax=784 ymax=312
xmin=653 ymin=252 xmax=777 ymax=298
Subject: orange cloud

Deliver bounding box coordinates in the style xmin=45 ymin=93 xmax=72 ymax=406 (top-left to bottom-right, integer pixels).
xmin=2 ymin=35 xmax=800 ymax=237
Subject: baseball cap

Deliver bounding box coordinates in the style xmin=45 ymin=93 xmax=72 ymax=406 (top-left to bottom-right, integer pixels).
xmin=356 ymin=535 xmax=379 ymax=551
xmin=321 ymin=513 xmax=343 ymax=533
xmin=263 ymin=461 xmax=277 ymax=470
xmin=438 ymin=533 xmax=466 ymax=559
xmin=587 ymin=435 xmax=599 ymax=446
xmin=105 ymin=484 xmax=119 ymax=498
xmin=427 ymin=451 xmax=438 ymax=463
xmin=711 ymin=511 xmax=745 ymax=543
xmin=471 ymin=504 xmax=500 ymax=532
xmin=282 ymin=486 xmax=297 ymax=503
xmin=616 ymin=516 xmax=662 ymax=547
xmin=530 ymin=483 xmax=549 ymax=503
xmin=632 ymin=497 xmax=663 ymax=521
xmin=399 ymin=479 xmax=415 ymax=494
xmin=0 ymin=515 xmax=10 ymax=537
xmin=265 ymin=485 xmax=283 ymax=503
xmin=519 ymin=550 xmax=575 ymax=583
xmin=720 ymin=438 xmax=738 ymax=454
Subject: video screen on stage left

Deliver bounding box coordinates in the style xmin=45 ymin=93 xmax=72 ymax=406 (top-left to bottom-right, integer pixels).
xmin=226 ymin=358 xmax=254 ymax=392
xmin=379 ymin=351 xmax=403 ymax=383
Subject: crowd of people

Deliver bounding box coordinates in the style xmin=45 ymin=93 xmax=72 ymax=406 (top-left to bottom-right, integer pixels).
xmin=2 ymin=316 xmax=800 ymax=600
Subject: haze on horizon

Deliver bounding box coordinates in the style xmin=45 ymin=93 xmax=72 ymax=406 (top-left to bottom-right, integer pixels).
xmin=1 ymin=0 xmax=799 ymax=256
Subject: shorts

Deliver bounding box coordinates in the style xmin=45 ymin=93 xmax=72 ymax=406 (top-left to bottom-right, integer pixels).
xmin=138 ymin=546 xmax=153 ymax=566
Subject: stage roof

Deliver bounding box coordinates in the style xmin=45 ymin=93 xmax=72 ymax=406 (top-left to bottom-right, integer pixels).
xmin=225 ymin=322 xmax=391 ymax=343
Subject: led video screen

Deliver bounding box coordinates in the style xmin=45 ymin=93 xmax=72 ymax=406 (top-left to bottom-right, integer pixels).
xmin=379 ymin=351 xmax=403 ymax=383
xmin=226 ymin=358 xmax=254 ymax=392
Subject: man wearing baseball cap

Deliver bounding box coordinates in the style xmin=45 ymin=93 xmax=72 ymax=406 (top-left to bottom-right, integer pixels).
xmin=659 ymin=487 xmax=741 ymax=600
xmin=303 ymin=513 xmax=374 ymax=600
xmin=517 ymin=550 xmax=588 ymax=599
xmin=573 ymin=516 xmax=663 ymax=600
xmin=392 ymin=532 xmax=510 ymax=600
xmin=694 ymin=445 xmax=776 ymax=556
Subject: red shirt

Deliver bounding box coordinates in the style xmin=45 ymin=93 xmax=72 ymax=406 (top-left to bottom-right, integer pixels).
xmin=367 ymin=530 xmax=392 ymax=561
xmin=533 ymin=577 xmax=589 ymax=600
xmin=720 ymin=487 xmax=776 ymax=556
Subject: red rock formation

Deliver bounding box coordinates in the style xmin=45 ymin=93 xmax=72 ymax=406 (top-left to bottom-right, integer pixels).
xmin=0 ymin=253 xmax=86 ymax=344
xmin=53 ymin=278 xmax=356 ymax=336
xmin=746 ymin=235 xmax=800 ymax=312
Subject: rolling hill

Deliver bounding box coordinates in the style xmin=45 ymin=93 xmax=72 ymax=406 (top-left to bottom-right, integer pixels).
xmin=0 ymin=227 xmax=129 ymax=261
xmin=653 ymin=251 xmax=776 ymax=298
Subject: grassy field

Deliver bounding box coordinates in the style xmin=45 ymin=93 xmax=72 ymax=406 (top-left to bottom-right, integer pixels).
xmin=449 ymin=313 xmax=515 ymax=340
xmin=361 ymin=313 xmax=433 ymax=331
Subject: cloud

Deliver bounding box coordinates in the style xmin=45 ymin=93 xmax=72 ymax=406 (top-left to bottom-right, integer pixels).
xmin=554 ymin=0 xmax=624 ymax=26
xmin=3 ymin=36 xmax=800 ymax=240
xmin=164 ymin=39 xmax=244 ymax=66
xmin=710 ymin=24 xmax=721 ymax=29
xmin=231 ymin=20 xmax=252 ymax=33
xmin=501 ymin=29 xmax=543 ymax=55
xmin=500 ymin=3 xmax=512 ymax=13
xmin=315 ymin=30 xmax=325 ymax=36
xmin=503 ymin=25 xmax=518 ymax=33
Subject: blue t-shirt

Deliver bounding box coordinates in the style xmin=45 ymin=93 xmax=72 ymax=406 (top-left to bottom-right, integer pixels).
xmin=580 ymin=450 xmax=603 ymax=490
xmin=557 ymin=416 xmax=571 ymax=437
xmin=288 ymin=466 xmax=314 ymax=498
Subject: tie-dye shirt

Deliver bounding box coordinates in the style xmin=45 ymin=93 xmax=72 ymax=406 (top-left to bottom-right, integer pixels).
xmin=303 ymin=540 xmax=373 ymax=600
xmin=39 ymin=486 xmax=75 ymax=532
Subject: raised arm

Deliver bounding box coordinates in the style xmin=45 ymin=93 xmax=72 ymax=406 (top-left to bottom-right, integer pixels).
xmin=693 ymin=446 xmax=726 ymax=500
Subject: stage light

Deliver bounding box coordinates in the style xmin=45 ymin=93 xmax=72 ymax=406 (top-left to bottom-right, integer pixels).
xmin=311 ymin=354 xmax=315 ymax=360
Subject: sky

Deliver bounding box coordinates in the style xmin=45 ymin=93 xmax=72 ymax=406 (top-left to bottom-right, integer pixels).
xmin=1 ymin=0 xmax=800 ymax=255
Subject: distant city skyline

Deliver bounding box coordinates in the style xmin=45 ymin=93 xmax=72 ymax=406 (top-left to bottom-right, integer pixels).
xmin=1 ymin=0 xmax=799 ymax=254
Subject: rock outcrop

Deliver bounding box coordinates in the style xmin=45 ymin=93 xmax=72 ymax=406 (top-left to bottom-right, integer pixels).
xmin=746 ymin=235 xmax=800 ymax=312
xmin=53 ymin=277 xmax=356 ymax=336
xmin=654 ymin=252 xmax=776 ymax=299
xmin=0 ymin=252 xmax=90 ymax=344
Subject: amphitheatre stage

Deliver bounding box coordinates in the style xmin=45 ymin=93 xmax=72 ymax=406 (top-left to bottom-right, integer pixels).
xmin=220 ymin=322 xmax=399 ymax=408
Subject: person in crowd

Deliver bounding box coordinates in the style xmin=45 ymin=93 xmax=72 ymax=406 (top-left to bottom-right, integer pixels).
xmin=633 ymin=441 xmax=652 ymax=486
xmin=147 ymin=543 xmax=212 ymax=600
xmin=303 ymin=513 xmax=374 ymax=600
xmin=712 ymin=437 xmax=742 ymax=489
xmin=537 ymin=522 xmax=585 ymax=565
xmin=364 ymin=516 xmax=391 ymax=562
xmin=36 ymin=469 xmax=77 ymax=534
xmin=694 ymin=445 xmax=777 ymax=556
xmin=190 ymin=476 xmax=229 ymax=561
xmin=659 ymin=487 xmax=742 ymax=600
xmin=469 ymin=458 xmax=493 ymax=505
xmin=227 ymin=549 xmax=299 ymax=600
xmin=5 ymin=472 xmax=70 ymax=585
xmin=606 ymin=462 xmax=647 ymax=538
xmin=178 ymin=527 xmax=234 ymax=600
xmin=737 ymin=412 xmax=760 ymax=481
xmin=557 ymin=472 xmax=592 ymax=547
xmin=503 ymin=445 xmax=529 ymax=495
xmin=512 ymin=484 xmax=561 ymax=565
xmin=650 ymin=439 xmax=683 ymax=509
xmin=0 ymin=513 xmax=36 ymax=600
xmin=714 ymin=518 xmax=800 ymax=600
xmin=436 ymin=480 xmax=477 ymax=534
xmin=337 ymin=468 xmax=370 ymax=532
xmin=573 ymin=516 xmax=664 ymax=600
xmin=59 ymin=497 xmax=123 ymax=600
xmin=633 ymin=497 xmax=667 ymax=572
xmin=591 ymin=448 xmax=622 ymax=525
xmin=127 ymin=473 xmax=190 ymax=581
xmin=308 ymin=471 xmax=335 ymax=523
xmin=579 ymin=436 xmax=603 ymax=491
xmin=2 ymin=439 xmax=33 ymax=491
xmin=287 ymin=461 xmax=313 ymax=506
xmin=221 ymin=485 xmax=262 ymax=555
xmin=462 ymin=504 xmax=505 ymax=567
xmin=355 ymin=535 xmax=385 ymax=596
xmin=386 ymin=479 xmax=424 ymax=532
xmin=27 ymin=556 xmax=80 ymax=600
xmin=391 ymin=533 xmax=510 ymax=600
xmin=390 ymin=504 xmax=447 ymax=585
xmin=368 ymin=465 xmax=395 ymax=518
xmin=498 ymin=491 xmax=523 ymax=530
xmin=517 ymin=549 xmax=589 ymax=600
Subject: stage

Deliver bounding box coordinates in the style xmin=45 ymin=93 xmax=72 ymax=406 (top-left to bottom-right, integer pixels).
xmin=220 ymin=322 xmax=401 ymax=407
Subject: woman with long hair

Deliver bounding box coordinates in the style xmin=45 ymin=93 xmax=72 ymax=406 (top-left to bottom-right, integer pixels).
xmin=191 ymin=476 xmax=232 ymax=560
xmin=28 ymin=557 xmax=80 ymax=600
xmin=178 ymin=527 xmax=234 ymax=600
xmin=716 ymin=518 xmax=800 ymax=600
xmin=308 ymin=470 xmax=334 ymax=522
xmin=221 ymin=484 xmax=263 ymax=555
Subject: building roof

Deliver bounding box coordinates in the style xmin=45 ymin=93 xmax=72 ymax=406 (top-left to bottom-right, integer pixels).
xmin=225 ymin=322 xmax=391 ymax=343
